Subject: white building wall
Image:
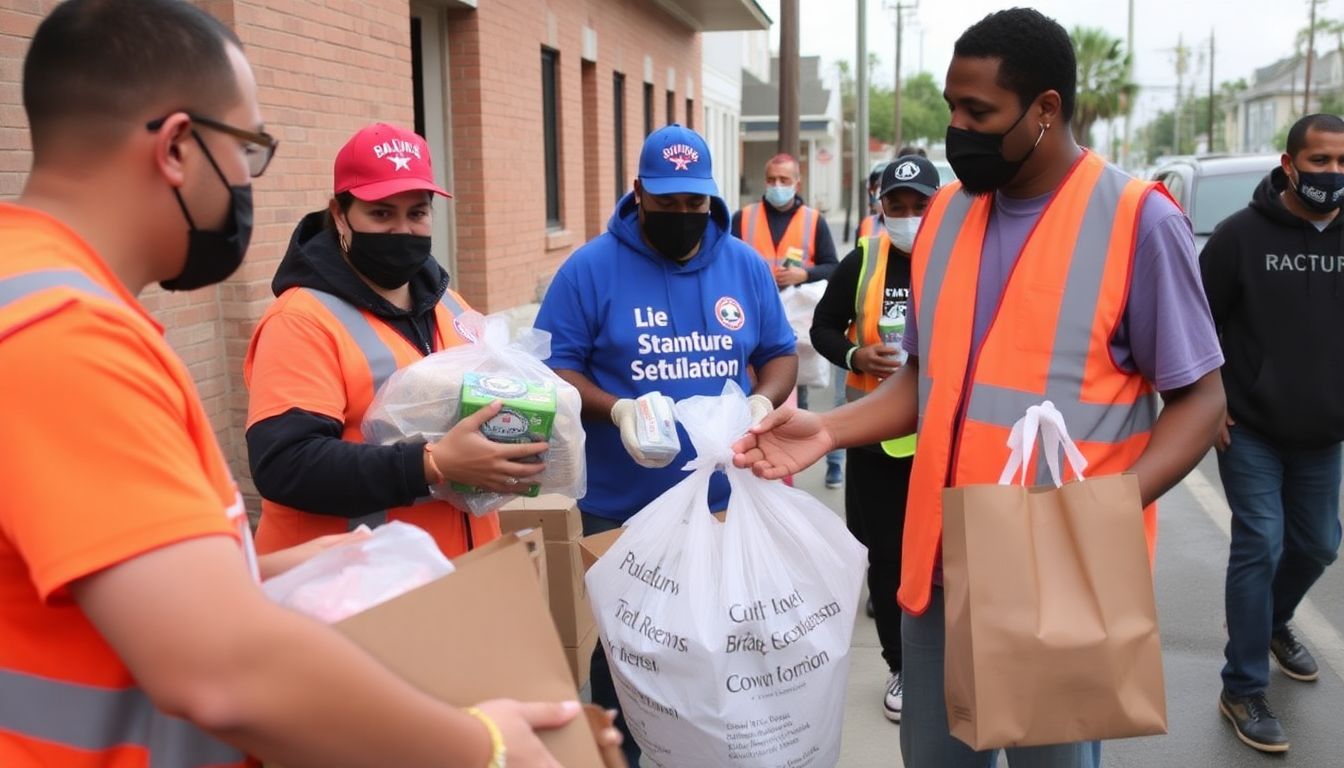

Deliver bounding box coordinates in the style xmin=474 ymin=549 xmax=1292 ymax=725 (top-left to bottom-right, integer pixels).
xmin=702 ymin=31 xmax=746 ymax=211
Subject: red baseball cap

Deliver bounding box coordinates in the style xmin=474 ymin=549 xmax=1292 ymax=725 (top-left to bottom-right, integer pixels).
xmin=333 ymin=123 xmax=451 ymax=201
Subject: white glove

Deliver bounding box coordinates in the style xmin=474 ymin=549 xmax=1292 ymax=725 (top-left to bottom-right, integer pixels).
xmin=747 ymin=394 xmax=774 ymax=426
xmin=611 ymin=396 xmax=679 ymax=468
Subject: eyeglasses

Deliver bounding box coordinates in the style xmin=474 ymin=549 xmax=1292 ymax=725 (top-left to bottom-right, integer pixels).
xmin=146 ymin=112 xmax=279 ymax=178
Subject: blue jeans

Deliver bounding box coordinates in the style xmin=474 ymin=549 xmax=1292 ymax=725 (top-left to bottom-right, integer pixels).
xmin=901 ymin=589 xmax=1102 ymax=768
xmin=1219 ymin=423 xmax=1342 ymax=695
xmin=827 ymin=364 xmax=845 ymax=469
xmin=582 ymin=512 xmax=643 ymax=766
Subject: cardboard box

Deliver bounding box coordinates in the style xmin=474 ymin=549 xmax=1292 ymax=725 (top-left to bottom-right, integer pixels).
xmin=546 ymin=539 xmax=596 ymax=646
xmin=564 ymin=622 xmax=601 ymax=690
xmin=513 ymin=527 xmax=548 ymax=604
xmin=498 ymin=494 xmax=583 ymax=542
xmin=332 ymin=534 xmax=605 ymax=766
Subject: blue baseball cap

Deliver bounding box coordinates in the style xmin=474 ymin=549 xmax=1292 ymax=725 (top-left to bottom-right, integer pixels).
xmin=638 ymin=124 xmax=718 ymax=197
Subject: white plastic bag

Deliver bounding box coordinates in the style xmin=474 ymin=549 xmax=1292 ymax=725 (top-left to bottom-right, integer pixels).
xmin=780 ymin=282 xmax=831 ymax=388
xmin=262 ymin=522 xmax=454 ymax=623
xmin=585 ymin=381 xmax=866 ymax=767
xmin=361 ymin=311 xmax=586 ymax=515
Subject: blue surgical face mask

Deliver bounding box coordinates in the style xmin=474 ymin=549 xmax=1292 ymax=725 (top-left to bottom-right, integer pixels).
xmin=764 ymin=184 xmax=796 ymax=209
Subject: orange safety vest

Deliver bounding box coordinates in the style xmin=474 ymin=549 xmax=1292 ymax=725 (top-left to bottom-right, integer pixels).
xmin=901 ymin=151 xmax=1161 ymax=615
xmin=245 ymin=286 xmax=500 ymax=558
xmin=844 ymin=233 xmax=915 ymax=458
xmin=0 ymin=257 xmax=252 ymax=763
xmin=740 ymin=202 xmax=819 ymax=268
xmin=856 ymin=212 xmax=881 ymax=240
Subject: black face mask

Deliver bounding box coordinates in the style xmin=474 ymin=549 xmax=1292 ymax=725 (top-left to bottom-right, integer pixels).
xmin=1291 ymin=166 xmax=1344 ymax=214
xmin=641 ymin=207 xmax=710 ymax=262
xmin=161 ymin=132 xmax=253 ymax=292
xmin=945 ymin=105 xmax=1045 ymax=195
xmin=344 ymin=228 xmax=433 ymax=290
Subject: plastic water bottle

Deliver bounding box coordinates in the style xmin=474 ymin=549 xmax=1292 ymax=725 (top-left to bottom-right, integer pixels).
xmin=877 ymin=308 xmax=908 ymax=366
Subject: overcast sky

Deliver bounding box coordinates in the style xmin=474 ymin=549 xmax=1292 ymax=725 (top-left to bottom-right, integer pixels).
xmin=754 ymin=0 xmax=1334 ymax=144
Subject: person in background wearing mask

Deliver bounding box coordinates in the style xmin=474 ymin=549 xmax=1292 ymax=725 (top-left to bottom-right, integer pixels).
xmin=244 ymin=123 xmax=543 ymax=560
xmin=536 ymin=124 xmax=798 ymax=765
xmin=1201 ymin=113 xmax=1344 ymax=755
xmin=734 ymin=9 xmax=1226 ymax=768
xmin=810 ymin=154 xmax=941 ymax=726
xmin=856 ymin=161 xmax=888 ymax=240
xmin=0 ymin=2 xmax=610 ymax=766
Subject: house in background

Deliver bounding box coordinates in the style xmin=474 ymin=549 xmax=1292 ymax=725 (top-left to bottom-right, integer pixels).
xmin=700 ymin=29 xmax=770 ymax=213
xmin=739 ymin=55 xmax=844 ymax=212
xmin=1225 ymin=49 xmax=1344 ymax=153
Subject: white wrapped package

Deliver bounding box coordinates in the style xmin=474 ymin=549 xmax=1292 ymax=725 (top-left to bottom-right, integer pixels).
xmin=362 ymin=311 xmax=586 ymax=516
xmin=262 ymin=522 xmax=454 ymax=624
xmin=780 ymin=282 xmax=831 ymax=389
xmin=586 ymin=381 xmax=866 ymax=767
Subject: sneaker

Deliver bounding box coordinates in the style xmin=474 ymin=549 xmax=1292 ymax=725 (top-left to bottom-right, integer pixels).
xmin=1219 ymin=689 xmax=1289 ymax=753
xmin=865 ymin=596 xmax=875 ymax=618
xmin=883 ymin=672 xmax=903 ymax=723
xmin=1271 ymin=624 xmax=1319 ymax=682
xmin=824 ymin=463 xmax=843 ymax=489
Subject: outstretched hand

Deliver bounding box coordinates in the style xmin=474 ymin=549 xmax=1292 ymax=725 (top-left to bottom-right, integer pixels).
xmin=731 ymin=405 xmax=835 ymax=479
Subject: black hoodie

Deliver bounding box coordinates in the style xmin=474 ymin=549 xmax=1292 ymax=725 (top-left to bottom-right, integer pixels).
xmin=1199 ymin=167 xmax=1344 ymax=449
xmin=246 ymin=211 xmax=451 ymax=517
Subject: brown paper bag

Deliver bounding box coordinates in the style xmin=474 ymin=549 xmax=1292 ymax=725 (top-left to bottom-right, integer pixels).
xmin=942 ymin=470 xmax=1167 ymax=750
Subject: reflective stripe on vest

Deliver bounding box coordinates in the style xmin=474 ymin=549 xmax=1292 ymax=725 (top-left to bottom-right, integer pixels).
xmin=0 ymin=668 xmax=245 ymax=767
xmin=0 ymin=268 xmax=115 ymax=308
xmin=903 ymin=152 xmax=1158 ymax=615
xmin=0 ymin=272 xmax=247 ymax=767
xmin=843 ymin=236 xmax=915 ymax=458
xmin=306 ymin=288 xmax=468 ymax=531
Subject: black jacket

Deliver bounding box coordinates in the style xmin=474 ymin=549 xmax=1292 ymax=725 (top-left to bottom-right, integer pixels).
xmin=246 ymin=211 xmax=452 ymax=517
xmin=1200 ymin=167 xmax=1344 ymax=449
xmin=730 ymin=196 xmax=838 ymax=283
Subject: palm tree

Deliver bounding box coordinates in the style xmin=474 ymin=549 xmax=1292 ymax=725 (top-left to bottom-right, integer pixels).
xmin=1070 ymin=26 xmax=1137 ymax=148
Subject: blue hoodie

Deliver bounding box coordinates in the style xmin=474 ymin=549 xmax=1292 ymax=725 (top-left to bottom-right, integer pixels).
xmin=536 ymin=192 xmax=797 ymax=521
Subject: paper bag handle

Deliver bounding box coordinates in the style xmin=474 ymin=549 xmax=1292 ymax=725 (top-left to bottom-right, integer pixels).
xmin=997 ymin=400 xmax=1089 ymax=487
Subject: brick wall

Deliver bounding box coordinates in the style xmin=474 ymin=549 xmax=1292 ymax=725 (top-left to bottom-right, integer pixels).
xmin=2 ymin=0 xmax=703 ymax=514
xmin=448 ymin=0 xmax=702 ymax=310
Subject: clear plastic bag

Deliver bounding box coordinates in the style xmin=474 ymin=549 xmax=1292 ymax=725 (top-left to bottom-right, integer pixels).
xmin=262 ymin=522 xmax=455 ymax=624
xmin=780 ymin=282 xmax=832 ymax=388
xmin=361 ymin=311 xmax=586 ymax=516
xmin=585 ymin=381 xmax=867 ymax=767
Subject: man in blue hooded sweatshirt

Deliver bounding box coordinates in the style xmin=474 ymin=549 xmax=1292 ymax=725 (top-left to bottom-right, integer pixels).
xmin=535 ymin=124 xmax=798 ymax=763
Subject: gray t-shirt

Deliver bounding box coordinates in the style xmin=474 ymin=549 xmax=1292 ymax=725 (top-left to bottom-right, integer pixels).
xmin=903 ymin=189 xmax=1224 ymax=392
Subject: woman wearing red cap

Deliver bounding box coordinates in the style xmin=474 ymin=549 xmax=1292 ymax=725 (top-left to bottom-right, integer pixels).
xmin=244 ymin=123 xmax=546 ymax=558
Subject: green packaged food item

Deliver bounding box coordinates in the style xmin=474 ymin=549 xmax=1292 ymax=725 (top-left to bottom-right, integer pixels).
xmin=452 ymin=372 xmax=556 ymax=497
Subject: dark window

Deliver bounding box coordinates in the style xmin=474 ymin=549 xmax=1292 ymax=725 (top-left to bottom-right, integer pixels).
xmin=643 ymin=82 xmax=654 ymax=136
xmin=666 ymin=90 xmax=676 ymax=125
xmin=686 ymin=98 xmax=694 ymax=130
xmin=614 ymin=72 xmax=626 ymax=203
xmin=542 ymin=48 xmax=561 ymax=228
xmin=410 ymin=18 xmax=425 ymax=137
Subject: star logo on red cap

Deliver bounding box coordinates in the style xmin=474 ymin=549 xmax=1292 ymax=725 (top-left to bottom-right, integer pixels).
xmin=388 ymin=155 xmax=412 ymax=171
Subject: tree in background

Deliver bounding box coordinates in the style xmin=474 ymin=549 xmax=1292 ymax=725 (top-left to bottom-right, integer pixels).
xmin=836 ymin=58 xmax=946 ymax=147
xmin=1136 ymin=78 xmax=1246 ymax=163
xmin=1071 ymin=26 xmax=1136 ymax=148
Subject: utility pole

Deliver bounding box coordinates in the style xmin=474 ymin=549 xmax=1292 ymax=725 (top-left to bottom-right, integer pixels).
xmin=1304 ymin=0 xmax=1320 ymax=114
xmin=856 ymin=0 xmax=869 ymax=232
xmin=779 ymin=0 xmax=800 ymax=156
xmin=1122 ymin=0 xmax=1134 ymax=168
xmin=1207 ymin=28 xmax=1216 ymax=153
xmin=887 ymin=1 xmax=917 ymax=150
